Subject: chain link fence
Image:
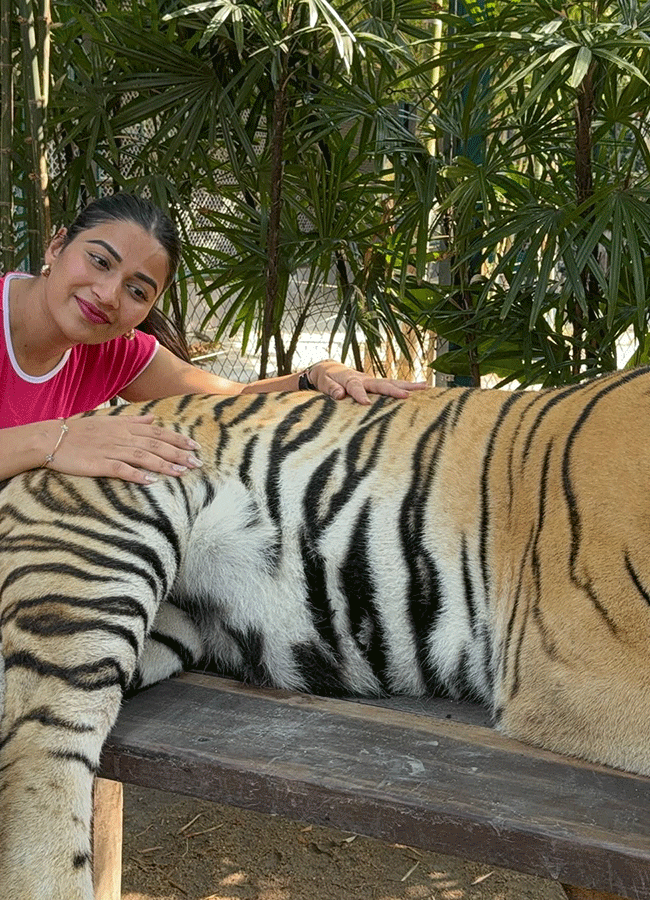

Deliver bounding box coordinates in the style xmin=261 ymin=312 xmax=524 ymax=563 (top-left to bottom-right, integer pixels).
xmin=176 ymin=181 xmax=435 ymax=383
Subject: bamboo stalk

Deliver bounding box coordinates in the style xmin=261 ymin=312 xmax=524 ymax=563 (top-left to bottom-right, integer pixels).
xmin=0 ymin=0 xmax=14 ymax=268
xmin=18 ymin=0 xmax=50 ymax=267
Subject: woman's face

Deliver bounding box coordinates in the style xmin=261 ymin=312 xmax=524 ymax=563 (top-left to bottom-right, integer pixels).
xmin=43 ymin=219 xmax=171 ymax=345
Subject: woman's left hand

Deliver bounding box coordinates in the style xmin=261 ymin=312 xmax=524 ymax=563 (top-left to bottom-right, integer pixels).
xmin=308 ymin=360 xmax=428 ymax=405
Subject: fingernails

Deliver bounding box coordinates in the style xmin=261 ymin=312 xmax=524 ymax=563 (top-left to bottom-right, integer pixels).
xmin=144 ymin=473 xmax=159 ymax=483
xmin=171 ymin=464 xmax=188 ymax=473
xmin=187 ymin=455 xmax=203 ymax=468
xmin=187 ymin=438 xmax=201 ymax=450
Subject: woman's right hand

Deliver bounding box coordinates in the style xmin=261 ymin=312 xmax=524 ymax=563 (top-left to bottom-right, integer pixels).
xmin=42 ymin=414 xmax=203 ymax=484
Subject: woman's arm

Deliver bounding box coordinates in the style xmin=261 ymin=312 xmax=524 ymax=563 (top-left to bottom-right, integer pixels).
xmin=0 ymin=415 xmax=203 ymax=484
xmin=121 ymin=347 xmax=427 ymax=404
xmin=0 ymin=420 xmax=65 ymax=480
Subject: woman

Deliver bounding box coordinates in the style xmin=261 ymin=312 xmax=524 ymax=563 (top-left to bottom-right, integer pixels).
xmin=1 ymin=194 xmax=425 ymax=484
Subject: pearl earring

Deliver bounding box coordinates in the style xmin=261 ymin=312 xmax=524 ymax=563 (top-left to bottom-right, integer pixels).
xmin=124 ymin=329 xmax=136 ymax=341
xmin=41 ymin=263 xmax=51 ymax=277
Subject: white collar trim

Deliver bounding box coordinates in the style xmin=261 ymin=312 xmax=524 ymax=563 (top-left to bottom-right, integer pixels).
xmin=3 ymin=273 xmax=72 ymax=383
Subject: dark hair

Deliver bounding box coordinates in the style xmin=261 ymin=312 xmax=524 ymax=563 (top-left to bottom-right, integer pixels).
xmin=63 ymin=193 xmax=190 ymax=362
xmin=63 ymin=193 xmax=182 ymax=292
xmin=137 ymin=306 xmax=192 ymax=363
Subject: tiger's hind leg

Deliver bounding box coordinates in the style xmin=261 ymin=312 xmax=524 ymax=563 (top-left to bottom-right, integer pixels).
xmin=494 ymin=566 xmax=650 ymax=775
xmin=132 ymin=599 xmax=205 ymax=691
xmin=0 ymin=578 xmax=165 ymax=900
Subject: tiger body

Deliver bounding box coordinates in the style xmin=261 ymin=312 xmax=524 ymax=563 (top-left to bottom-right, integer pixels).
xmin=1 ymin=370 xmax=650 ymax=898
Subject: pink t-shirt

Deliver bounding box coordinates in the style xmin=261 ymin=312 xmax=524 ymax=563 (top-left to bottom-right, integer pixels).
xmin=0 ymin=273 xmax=159 ymax=427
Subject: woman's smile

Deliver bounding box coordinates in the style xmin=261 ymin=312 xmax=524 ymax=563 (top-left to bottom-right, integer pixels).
xmin=75 ymin=296 xmax=112 ymax=325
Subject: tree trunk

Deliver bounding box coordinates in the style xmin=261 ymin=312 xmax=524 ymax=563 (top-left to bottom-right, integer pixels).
xmin=573 ymin=62 xmax=598 ymax=377
xmin=0 ymin=0 xmax=13 ymax=269
xmin=259 ymin=67 xmax=289 ymax=378
xmin=18 ymin=0 xmax=51 ymax=268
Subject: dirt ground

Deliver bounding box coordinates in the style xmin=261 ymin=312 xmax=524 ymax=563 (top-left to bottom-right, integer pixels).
xmin=121 ymin=784 xmax=568 ymax=900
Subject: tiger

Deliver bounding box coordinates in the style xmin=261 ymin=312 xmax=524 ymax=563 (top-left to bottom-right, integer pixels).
xmin=2 ymin=367 xmax=650 ymax=899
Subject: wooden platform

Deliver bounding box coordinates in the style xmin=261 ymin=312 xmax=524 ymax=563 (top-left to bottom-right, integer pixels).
xmin=97 ymin=671 xmax=650 ymax=900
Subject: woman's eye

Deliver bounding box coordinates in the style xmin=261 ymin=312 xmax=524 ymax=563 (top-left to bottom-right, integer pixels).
xmin=89 ymin=253 xmax=109 ymax=269
xmin=129 ymin=285 xmax=148 ymax=302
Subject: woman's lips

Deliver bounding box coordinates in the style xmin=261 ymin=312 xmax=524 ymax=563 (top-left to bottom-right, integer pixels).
xmin=76 ymin=297 xmax=111 ymax=325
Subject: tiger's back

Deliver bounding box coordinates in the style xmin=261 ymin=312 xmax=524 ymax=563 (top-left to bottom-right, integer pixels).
xmin=2 ymin=370 xmax=650 ymax=899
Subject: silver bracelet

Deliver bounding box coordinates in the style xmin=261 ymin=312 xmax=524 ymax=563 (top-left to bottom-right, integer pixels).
xmin=43 ymin=418 xmax=69 ymax=467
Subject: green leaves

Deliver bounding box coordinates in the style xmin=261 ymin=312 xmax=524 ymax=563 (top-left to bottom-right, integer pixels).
xmin=17 ymin=0 xmax=650 ymax=387
xmin=415 ymin=0 xmax=650 ymax=386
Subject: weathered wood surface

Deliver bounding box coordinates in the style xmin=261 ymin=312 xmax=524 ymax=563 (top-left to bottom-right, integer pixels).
xmin=92 ymin=777 xmax=123 ymax=900
xmin=99 ymin=672 xmax=650 ymax=900
xmin=562 ymin=888 xmax=631 ymax=900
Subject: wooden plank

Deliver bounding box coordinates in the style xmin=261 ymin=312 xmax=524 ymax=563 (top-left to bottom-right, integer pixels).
xmin=562 ymin=887 xmax=628 ymax=900
xmin=100 ymin=673 xmax=650 ymax=900
xmin=92 ymin=777 xmax=123 ymax=900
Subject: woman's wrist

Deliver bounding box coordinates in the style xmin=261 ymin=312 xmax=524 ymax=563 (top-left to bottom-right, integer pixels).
xmin=297 ymin=365 xmax=318 ymax=391
xmin=42 ymin=418 xmax=69 ymax=467
xmin=33 ymin=420 xmax=67 ymax=471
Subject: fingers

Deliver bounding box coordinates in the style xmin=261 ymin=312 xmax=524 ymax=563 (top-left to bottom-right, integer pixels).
xmin=311 ymin=361 xmax=428 ymax=404
xmin=107 ymin=442 xmax=203 ymax=482
xmin=121 ymin=415 xmax=201 ymax=451
xmin=330 ymin=374 xmax=370 ymax=404
xmin=323 ymin=373 xmax=428 ymax=403
xmin=51 ymin=414 xmax=204 ymax=483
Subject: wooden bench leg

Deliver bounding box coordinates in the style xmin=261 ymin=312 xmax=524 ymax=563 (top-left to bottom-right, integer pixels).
xmin=561 ymin=886 xmax=627 ymax=900
xmin=93 ymin=777 xmax=123 ymax=900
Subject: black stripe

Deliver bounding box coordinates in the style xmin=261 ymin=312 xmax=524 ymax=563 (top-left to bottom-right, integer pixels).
xmin=521 ymin=379 xmax=602 ymax=467
xmin=506 ymin=392 xmax=547 ymax=514
xmin=47 ymin=522 xmax=170 ymax=592
xmin=239 ymin=434 xmax=259 ymax=486
xmin=560 ymin=370 xmax=650 ymax=633
xmin=399 ymin=402 xmax=454 ymax=638
xmin=502 ymin=525 xmax=535 ymax=699
xmin=1 ymin=561 xmax=118 ymax=590
xmin=3 ymin=650 xmax=130 ymax=692
xmin=213 ymin=392 xmax=267 ymax=426
xmin=460 ymin=535 xmax=478 ymax=634
xmin=176 ymin=394 xmax=197 ymax=413
xmin=478 ymin=391 xmax=528 ymax=607
xmin=303 ymin=451 xmax=340 ymax=541
xmin=530 ymin=440 xmax=561 ymax=660
xmin=340 ymin=500 xmax=388 ymax=690
xmin=17 ymin=708 xmax=94 ymax=734
xmin=267 ymin=398 xmax=338 ymax=527
xmin=2 ymin=593 xmax=151 ymax=630
xmin=302 ymin=405 xmax=402 ymax=540
xmin=147 ymin=629 xmax=199 ymax=668
xmin=225 ymin=626 xmax=271 ymax=685
xmin=300 ymin=534 xmax=343 ymax=665
xmin=15 ymin=613 xmax=141 ymax=657
xmin=0 ymin=532 xmax=165 ymax=599
xmin=48 ymin=749 xmax=97 ymax=774
xmin=95 ymin=479 xmax=183 ymax=569
xmin=624 ymin=553 xmax=650 ymax=607
xmin=0 ymin=710 xmax=93 ymax=755
xmin=450 ymin=388 xmax=473 ymax=428
xmin=291 ymin=643 xmax=348 ymax=696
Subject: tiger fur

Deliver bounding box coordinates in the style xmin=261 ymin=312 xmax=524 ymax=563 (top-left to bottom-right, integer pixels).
xmin=2 ymin=369 xmax=650 ymax=899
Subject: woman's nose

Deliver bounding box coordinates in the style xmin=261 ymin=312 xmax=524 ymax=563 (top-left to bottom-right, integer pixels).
xmin=93 ymin=274 xmax=120 ymax=307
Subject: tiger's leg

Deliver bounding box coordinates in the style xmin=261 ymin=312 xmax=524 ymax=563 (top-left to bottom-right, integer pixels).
xmin=0 ymin=661 xmax=122 ymax=899
xmin=0 ymin=583 xmax=159 ymax=900
xmin=493 ymin=552 xmax=650 ymax=775
xmin=133 ymin=599 xmax=205 ymax=690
